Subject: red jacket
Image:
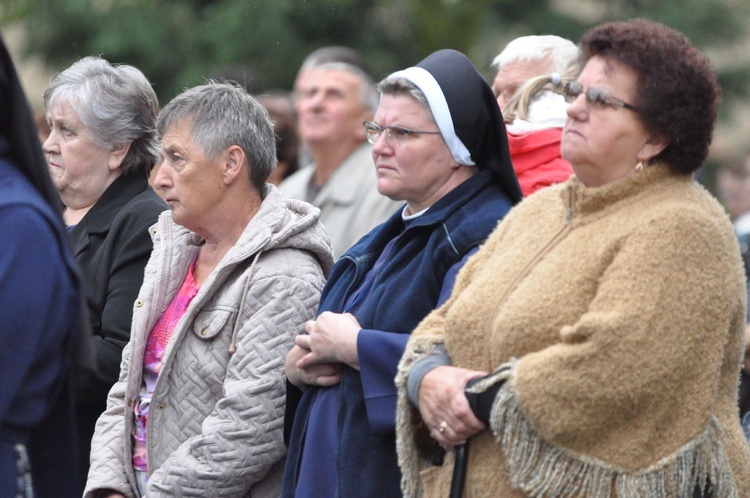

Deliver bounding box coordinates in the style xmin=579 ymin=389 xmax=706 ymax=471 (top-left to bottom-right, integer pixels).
xmin=507 ymin=128 xmax=573 ymax=196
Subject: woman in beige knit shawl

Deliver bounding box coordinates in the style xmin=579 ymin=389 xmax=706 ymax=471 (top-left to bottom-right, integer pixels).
xmin=396 ymin=19 xmax=750 ymax=498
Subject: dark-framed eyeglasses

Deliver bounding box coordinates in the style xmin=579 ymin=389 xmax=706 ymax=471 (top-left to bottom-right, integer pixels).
xmin=563 ymin=81 xmax=642 ymax=113
xmin=363 ymin=121 xmax=442 ymax=147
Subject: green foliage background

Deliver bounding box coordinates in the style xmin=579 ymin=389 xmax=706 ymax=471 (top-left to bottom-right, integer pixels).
xmin=6 ymin=0 xmax=749 ymax=102
xmin=3 ymin=0 xmax=750 ymax=183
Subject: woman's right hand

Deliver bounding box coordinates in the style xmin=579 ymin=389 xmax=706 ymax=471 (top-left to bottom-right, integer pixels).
xmin=285 ymin=340 xmax=343 ymax=388
xmin=418 ymin=366 xmax=488 ymax=450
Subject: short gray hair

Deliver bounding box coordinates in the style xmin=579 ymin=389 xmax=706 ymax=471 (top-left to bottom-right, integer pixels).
xmin=375 ymin=77 xmax=435 ymax=124
xmin=156 ymin=81 xmax=276 ymax=194
xmin=299 ymin=46 xmax=373 ymax=78
xmin=44 ymin=56 xmax=159 ymax=176
xmin=492 ymin=35 xmax=579 ymax=74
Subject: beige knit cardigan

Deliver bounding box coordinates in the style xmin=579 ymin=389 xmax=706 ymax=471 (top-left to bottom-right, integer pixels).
xmin=396 ymin=164 xmax=750 ymax=497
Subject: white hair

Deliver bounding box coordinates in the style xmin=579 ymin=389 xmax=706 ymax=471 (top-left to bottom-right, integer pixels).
xmin=492 ymin=35 xmax=579 ymax=73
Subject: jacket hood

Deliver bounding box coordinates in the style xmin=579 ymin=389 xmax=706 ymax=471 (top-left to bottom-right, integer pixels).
xmin=159 ymin=184 xmax=334 ymax=278
xmin=239 ymin=184 xmax=334 ymax=276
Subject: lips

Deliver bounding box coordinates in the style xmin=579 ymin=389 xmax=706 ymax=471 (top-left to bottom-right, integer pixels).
xmin=564 ymin=128 xmax=584 ymax=140
xmin=301 ymin=114 xmax=328 ymax=125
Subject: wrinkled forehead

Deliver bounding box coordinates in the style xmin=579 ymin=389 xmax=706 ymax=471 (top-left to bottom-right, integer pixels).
xmin=305 ymin=67 xmax=363 ymax=93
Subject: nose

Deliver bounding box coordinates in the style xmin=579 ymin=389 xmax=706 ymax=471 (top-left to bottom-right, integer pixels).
xmin=371 ymin=131 xmax=392 ymax=156
xmin=566 ymin=92 xmax=587 ymax=120
xmin=152 ymin=161 xmax=171 ymax=191
xmin=42 ymin=131 xmax=57 ymax=155
xmin=296 ymin=92 xmax=322 ymax=122
xmin=496 ymin=94 xmax=508 ymax=111
xmin=309 ymin=92 xmax=325 ymax=110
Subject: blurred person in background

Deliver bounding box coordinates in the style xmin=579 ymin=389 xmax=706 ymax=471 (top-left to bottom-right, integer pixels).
xmin=292 ymin=46 xmax=374 ymax=173
xmin=717 ymin=152 xmax=750 ymax=272
xmin=293 ymin=45 xmax=373 ymax=98
xmin=283 ymin=49 xmax=522 ymax=498
xmin=85 ymin=82 xmax=332 ymax=497
xmin=0 ymin=35 xmax=85 ymax=498
xmin=282 ymin=48 xmax=401 ymax=258
xmin=492 ymin=35 xmax=579 ymax=111
xmin=42 ymin=56 xmax=167 ymax=487
xmin=397 ymin=19 xmax=750 ymax=497
xmin=259 ymin=92 xmax=300 ymax=185
xmin=500 ymin=39 xmax=580 ymax=195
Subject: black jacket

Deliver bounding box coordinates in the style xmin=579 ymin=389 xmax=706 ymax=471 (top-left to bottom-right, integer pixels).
xmin=68 ymin=172 xmax=165 ymax=483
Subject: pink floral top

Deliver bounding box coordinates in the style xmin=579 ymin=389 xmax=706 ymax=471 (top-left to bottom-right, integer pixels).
xmin=132 ymin=261 xmax=200 ymax=472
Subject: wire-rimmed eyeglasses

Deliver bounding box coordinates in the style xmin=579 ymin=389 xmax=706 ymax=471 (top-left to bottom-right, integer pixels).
xmin=363 ymin=121 xmax=442 ymax=147
xmin=563 ymin=81 xmax=642 ymax=113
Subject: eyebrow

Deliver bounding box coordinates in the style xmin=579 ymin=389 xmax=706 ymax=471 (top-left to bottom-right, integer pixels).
xmin=161 ymin=143 xmax=183 ymax=156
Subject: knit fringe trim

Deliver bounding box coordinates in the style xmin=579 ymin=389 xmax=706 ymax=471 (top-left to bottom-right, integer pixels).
xmin=491 ymin=383 xmax=738 ymax=497
xmin=395 ymin=335 xmax=443 ymax=498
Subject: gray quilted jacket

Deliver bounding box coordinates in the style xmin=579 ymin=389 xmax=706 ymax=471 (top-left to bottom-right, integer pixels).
xmin=84 ymin=186 xmax=333 ymax=497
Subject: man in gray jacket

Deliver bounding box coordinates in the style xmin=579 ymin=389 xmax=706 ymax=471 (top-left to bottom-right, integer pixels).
xmin=84 ymin=82 xmax=333 ymax=498
xmin=281 ymin=54 xmax=401 ymax=259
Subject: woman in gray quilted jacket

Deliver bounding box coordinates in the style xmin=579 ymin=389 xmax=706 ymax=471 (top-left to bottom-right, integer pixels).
xmin=84 ymin=82 xmax=334 ymax=498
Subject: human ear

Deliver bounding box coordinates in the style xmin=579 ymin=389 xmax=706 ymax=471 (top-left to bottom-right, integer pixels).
xmin=223 ymin=145 xmax=247 ymax=184
xmin=638 ymin=135 xmax=669 ymax=164
xmin=108 ymin=141 xmax=132 ymax=171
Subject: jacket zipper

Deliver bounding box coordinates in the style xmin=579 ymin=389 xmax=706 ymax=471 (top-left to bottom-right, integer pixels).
xmin=142 ymin=222 xmax=172 ymax=483
xmin=483 ymin=187 xmax=575 ymax=371
xmin=144 ymin=222 xmax=191 ymax=479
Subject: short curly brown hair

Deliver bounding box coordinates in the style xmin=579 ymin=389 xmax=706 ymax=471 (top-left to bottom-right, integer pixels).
xmin=580 ymin=19 xmax=720 ymax=175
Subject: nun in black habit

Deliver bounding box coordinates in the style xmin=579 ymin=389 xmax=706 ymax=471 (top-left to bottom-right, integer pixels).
xmin=0 ymin=35 xmax=86 ymax=498
xmin=282 ymin=49 xmax=522 ymax=498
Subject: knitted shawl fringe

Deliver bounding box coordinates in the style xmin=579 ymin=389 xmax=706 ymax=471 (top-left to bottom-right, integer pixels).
xmin=395 ymin=337 xmax=738 ymax=497
xmin=491 ymin=383 xmax=738 ymax=498
xmin=396 ymin=335 xmax=442 ymax=498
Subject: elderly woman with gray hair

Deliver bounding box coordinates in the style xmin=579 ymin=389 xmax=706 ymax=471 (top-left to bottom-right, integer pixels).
xmin=42 ymin=56 xmax=166 ymax=485
xmin=85 ymin=82 xmax=332 ymax=497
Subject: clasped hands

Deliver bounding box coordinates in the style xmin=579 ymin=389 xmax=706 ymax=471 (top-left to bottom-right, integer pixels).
xmin=285 ymin=311 xmax=361 ymax=389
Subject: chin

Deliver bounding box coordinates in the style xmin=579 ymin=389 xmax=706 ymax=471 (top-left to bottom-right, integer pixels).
xmin=300 ymin=126 xmax=330 ymax=143
xmin=376 ymin=180 xmax=398 ymax=199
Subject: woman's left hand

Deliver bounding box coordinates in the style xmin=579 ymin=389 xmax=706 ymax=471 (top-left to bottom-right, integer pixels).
xmin=418 ymin=366 xmax=488 ymax=450
xmin=296 ymin=311 xmax=362 ymax=371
